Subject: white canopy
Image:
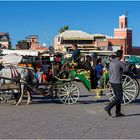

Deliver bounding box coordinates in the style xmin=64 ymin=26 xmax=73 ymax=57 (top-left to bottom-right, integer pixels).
xmin=58 ymin=30 xmax=93 ymax=40
xmin=0 ymin=53 xmax=22 ymax=66
xmin=2 ymin=49 xmax=51 ymax=57
xmin=2 ymin=49 xmax=39 ymax=56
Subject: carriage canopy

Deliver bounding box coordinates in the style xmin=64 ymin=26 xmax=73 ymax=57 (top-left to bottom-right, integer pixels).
xmin=125 ymin=55 xmax=140 ymax=64
xmin=0 ymin=53 xmax=22 ymax=67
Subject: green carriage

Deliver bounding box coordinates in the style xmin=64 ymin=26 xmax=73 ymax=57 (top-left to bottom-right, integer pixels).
xmin=55 ymin=61 xmax=139 ymax=105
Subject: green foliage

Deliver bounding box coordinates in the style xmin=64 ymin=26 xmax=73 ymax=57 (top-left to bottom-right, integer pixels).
xmin=59 ymin=25 xmax=69 ymax=34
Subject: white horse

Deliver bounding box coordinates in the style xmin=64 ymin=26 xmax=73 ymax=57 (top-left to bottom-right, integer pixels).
xmin=0 ymin=54 xmax=36 ymax=105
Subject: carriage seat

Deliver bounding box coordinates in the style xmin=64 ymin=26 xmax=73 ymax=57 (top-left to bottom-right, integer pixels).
xmin=69 ymin=61 xmax=79 ymax=69
xmin=54 ymin=76 xmax=71 ymax=82
xmin=69 ymin=54 xmax=83 ymax=69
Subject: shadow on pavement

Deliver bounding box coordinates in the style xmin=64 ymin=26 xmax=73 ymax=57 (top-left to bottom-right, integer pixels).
xmin=79 ymin=94 xmax=95 ymax=98
xmin=131 ymin=98 xmax=140 ymax=105
xmin=124 ymin=113 xmax=140 ymax=117
xmin=27 ymin=94 xmax=108 ymax=105
xmin=76 ymin=99 xmax=109 ymax=104
xmin=25 ymin=95 xmax=109 ymax=105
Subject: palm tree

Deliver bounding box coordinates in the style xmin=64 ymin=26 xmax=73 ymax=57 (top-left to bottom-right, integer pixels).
xmin=59 ymin=25 xmax=69 ymax=34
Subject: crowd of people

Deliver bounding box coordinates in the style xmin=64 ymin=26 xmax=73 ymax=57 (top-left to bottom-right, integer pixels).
xmin=32 ymin=44 xmax=116 ymax=87
xmin=32 ymin=44 xmax=81 ymax=83
xmin=34 ymin=65 xmax=54 ymax=84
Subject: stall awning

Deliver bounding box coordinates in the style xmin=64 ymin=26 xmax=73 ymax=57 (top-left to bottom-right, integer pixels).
xmin=58 ymin=30 xmax=94 ymax=40
xmin=2 ymin=49 xmax=40 ymax=56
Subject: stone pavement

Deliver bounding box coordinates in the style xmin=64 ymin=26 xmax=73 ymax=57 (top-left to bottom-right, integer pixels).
xmin=0 ymin=81 xmax=140 ymax=139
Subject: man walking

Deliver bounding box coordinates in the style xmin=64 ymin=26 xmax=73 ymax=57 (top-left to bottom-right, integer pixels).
xmin=104 ymin=50 xmax=128 ymax=117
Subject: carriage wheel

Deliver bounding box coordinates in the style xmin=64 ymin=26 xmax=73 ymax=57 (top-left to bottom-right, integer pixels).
xmin=106 ymin=74 xmax=139 ymax=105
xmin=0 ymin=82 xmax=21 ymax=104
xmin=105 ymin=83 xmax=115 ymax=103
xmin=3 ymin=90 xmax=13 ymax=101
xmin=132 ymin=78 xmax=140 ymax=99
xmin=0 ymin=90 xmax=4 ymax=102
xmin=58 ymin=82 xmax=80 ymax=105
xmin=0 ymin=90 xmax=13 ymax=102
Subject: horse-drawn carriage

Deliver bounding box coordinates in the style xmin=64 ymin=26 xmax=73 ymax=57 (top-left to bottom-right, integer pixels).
xmin=0 ymin=51 xmax=139 ymax=106
xmin=53 ymin=68 xmax=139 ymax=105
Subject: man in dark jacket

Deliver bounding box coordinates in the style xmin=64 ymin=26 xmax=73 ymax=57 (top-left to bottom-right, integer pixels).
xmin=104 ymin=50 xmax=128 ymax=117
xmin=59 ymin=44 xmax=80 ymax=75
xmin=70 ymin=44 xmax=81 ymax=62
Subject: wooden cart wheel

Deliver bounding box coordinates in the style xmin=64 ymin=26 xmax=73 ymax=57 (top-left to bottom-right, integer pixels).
xmin=106 ymin=74 xmax=139 ymax=105
xmin=58 ymin=82 xmax=80 ymax=105
xmin=0 ymin=82 xmax=20 ymax=103
xmin=105 ymin=83 xmax=115 ymax=103
xmin=2 ymin=90 xmax=13 ymax=102
xmin=132 ymin=78 xmax=140 ymax=99
xmin=0 ymin=83 xmax=14 ymax=102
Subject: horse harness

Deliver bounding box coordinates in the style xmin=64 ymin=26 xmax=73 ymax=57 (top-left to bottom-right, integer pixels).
xmin=10 ymin=66 xmax=19 ymax=79
xmin=0 ymin=66 xmax=20 ymax=82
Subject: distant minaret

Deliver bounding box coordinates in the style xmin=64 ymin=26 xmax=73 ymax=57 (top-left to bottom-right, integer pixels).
xmin=114 ymin=14 xmax=132 ymax=55
xmin=119 ymin=15 xmax=127 ymax=29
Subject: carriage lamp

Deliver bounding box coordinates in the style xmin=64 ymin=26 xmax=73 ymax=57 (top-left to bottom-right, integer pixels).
xmin=49 ymin=54 xmax=54 ymax=74
xmin=50 ymin=54 xmax=54 ymax=62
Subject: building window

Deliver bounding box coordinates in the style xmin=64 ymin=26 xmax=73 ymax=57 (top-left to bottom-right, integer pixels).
xmin=58 ymin=37 xmax=61 ymax=43
xmin=121 ymin=23 xmax=123 ymax=28
xmin=0 ymin=35 xmax=8 ymax=41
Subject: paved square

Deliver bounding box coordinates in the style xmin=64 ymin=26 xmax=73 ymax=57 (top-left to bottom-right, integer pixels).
xmin=0 ymin=81 xmax=140 ymax=139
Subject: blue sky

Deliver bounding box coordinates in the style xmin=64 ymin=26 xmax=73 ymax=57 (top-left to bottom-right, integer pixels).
xmin=0 ymin=1 xmax=140 ymax=48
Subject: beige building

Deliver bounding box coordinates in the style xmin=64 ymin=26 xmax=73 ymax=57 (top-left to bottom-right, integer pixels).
xmin=54 ymin=15 xmax=140 ymax=56
xmin=28 ymin=35 xmax=40 ymax=50
xmin=92 ymin=34 xmax=108 ymax=50
xmin=0 ymin=32 xmax=11 ymax=49
xmin=54 ymin=30 xmax=99 ymax=53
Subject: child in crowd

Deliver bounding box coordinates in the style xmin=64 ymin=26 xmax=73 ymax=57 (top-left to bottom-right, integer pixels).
xmin=42 ymin=72 xmax=48 ymax=83
xmin=35 ymin=67 xmax=43 ymax=83
xmin=95 ymin=58 xmax=103 ymax=79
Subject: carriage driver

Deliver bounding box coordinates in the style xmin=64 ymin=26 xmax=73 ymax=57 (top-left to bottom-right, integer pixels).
xmin=104 ymin=50 xmax=129 ymax=117
xmin=58 ymin=44 xmax=81 ymax=76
